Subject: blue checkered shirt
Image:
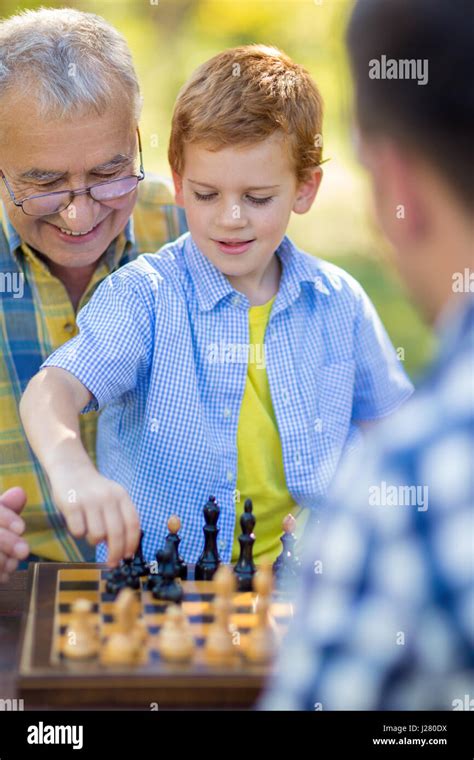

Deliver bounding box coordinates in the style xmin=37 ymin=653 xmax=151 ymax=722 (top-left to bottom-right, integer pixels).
xmin=263 ymin=295 xmax=474 ymax=710
xmin=41 ymin=233 xmax=413 ymax=563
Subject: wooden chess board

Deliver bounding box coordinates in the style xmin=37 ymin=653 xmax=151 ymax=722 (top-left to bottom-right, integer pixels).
xmin=18 ymin=563 xmax=294 ymax=709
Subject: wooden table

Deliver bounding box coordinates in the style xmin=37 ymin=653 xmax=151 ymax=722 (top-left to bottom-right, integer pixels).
xmin=0 ymin=571 xmax=28 ymax=706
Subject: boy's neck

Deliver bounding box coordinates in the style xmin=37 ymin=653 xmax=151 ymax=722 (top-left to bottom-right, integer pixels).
xmin=226 ymin=255 xmax=281 ymax=306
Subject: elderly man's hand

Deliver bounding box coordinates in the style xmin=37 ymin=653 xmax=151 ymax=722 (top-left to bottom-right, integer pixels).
xmin=0 ymin=487 xmax=29 ymax=582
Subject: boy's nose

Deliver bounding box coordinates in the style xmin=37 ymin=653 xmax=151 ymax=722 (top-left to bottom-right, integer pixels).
xmin=215 ymin=201 xmax=248 ymax=228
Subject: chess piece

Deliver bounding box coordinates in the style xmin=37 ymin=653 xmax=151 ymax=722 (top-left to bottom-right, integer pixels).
xmin=233 ymin=499 xmax=256 ymax=592
xmin=205 ymin=565 xmax=237 ymax=666
xmin=151 ymin=544 xmax=183 ymax=603
xmin=246 ymin=563 xmax=278 ymax=664
xmin=131 ymin=530 xmax=150 ymax=578
xmin=63 ymin=598 xmax=100 ymax=660
xmin=104 ymin=531 xmax=148 ymax=595
xmin=195 ymin=496 xmax=221 ymax=581
xmin=272 ymin=514 xmax=301 ymax=589
xmin=165 ymin=516 xmax=188 ymax=580
xmin=158 ymin=604 xmax=195 ymax=663
xmin=101 ymin=587 xmax=147 ymax=666
xmin=105 ymin=557 xmax=140 ymax=596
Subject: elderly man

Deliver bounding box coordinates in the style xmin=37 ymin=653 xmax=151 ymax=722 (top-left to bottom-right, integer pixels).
xmin=0 ymin=8 xmax=185 ymax=577
xmin=263 ymin=0 xmax=473 ymax=710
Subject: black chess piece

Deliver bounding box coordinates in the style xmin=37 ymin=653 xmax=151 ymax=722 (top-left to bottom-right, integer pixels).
xmin=104 ymin=564 xmax=126 ymax=595
xmin=151 ymin=544 xmax=183 ymax=603
xmin=234 ymin=498 xmax=256 ymax=592
xmin=105 ymin=557 xmax=141 ymax=596
xmin=273 ymin=514 xmax=301 ymax=589
xmin=131 ymin=530 xmax=150 ymax=578
xmin=165 ymin=515 xmax=188 ymax=580
xmin=195 ymin=496 xmax=221 ymax=581
xmin=145 ymin=545 xmax=165 ymax=592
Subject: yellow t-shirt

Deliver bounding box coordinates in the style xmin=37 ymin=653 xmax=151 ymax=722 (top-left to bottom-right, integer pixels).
xmin=231 ymin=296 xmax=308 ymax=563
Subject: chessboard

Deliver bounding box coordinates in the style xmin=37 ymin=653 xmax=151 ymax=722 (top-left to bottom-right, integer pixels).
xmin=18 ymin=562 xmax=294 ymax=709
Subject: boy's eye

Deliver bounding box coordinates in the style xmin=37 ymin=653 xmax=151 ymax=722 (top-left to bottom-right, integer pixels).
xmin=246 ymin=195 xmax=273 ymax=205
xmin=193 ymin=191 xmax=217 ymax=202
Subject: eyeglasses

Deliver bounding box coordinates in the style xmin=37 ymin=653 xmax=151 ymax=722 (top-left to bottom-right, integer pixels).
xmin=0 ymin=129 xmax=145 ymax=217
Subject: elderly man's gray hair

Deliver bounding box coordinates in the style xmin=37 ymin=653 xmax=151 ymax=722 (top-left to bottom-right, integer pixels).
xmin=0 ymin=7 xmax=142 ymax=120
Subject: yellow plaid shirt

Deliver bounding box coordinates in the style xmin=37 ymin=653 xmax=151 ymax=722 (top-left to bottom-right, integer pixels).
xmin=0 ymin=176 xmax=185 ymax=561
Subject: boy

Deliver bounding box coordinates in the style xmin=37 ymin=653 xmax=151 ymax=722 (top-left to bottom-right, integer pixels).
xmin=20 ymin=46 xmax=413 ymax=567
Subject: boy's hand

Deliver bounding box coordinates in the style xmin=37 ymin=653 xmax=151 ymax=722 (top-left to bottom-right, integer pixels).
xmin=49 ymin=465 xmax=140 ymax=566
xmin=0 ymin=487 xmax=29 ymax=581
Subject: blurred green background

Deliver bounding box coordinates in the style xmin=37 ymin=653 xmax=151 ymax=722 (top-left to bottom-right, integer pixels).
xmin=2 ymin=0 xmax=435 ymax=379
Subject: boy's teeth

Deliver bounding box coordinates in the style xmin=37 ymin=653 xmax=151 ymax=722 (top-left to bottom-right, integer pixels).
xmin=59 ymin=226 xmax=94 ymax=236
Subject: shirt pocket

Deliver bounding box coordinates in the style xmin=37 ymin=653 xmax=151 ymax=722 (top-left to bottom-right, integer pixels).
xmin=316 ymin=360 xmax=356 ymax=443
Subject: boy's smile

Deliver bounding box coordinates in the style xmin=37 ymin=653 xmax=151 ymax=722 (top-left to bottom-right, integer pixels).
xmin=173 ymin=132 xmax=321 ymax=304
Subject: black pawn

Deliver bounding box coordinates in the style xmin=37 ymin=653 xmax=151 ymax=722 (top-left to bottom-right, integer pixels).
xmin=234 ymin=498 xmax=256 ymax=592
xmin=195 ymin=496 xmax=221 ymax=581
xmin=165 ymin=515 xmax=188 ymax=580
xmin=152 ymin=544 xmax=183 ymax=604
xmin=131 ymin=530 xmax=150 ymax=578
xmin=273 ymin=514 xmax=301 ymax=588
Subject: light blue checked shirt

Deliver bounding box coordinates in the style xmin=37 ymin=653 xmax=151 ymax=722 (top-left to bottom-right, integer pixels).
xmin=263 ymin=295 xmax=474 ymax=710
xmin=41 ymin=233 xmax=413 ymax=563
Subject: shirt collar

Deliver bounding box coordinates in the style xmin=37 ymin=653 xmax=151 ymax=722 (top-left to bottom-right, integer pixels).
xmin=1 ymin=202 xmax=22 ymax=254
xmin=183 ymin=234 xmax=318 ymax=313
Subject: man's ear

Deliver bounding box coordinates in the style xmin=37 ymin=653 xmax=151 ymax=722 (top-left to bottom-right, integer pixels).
xmin=292 ymin=167 xmax=323 ymax=214
xmin=172 ymin=170 xmax=184 ymax=206
xmin=361 ymin=137 xmax=431 ymax=247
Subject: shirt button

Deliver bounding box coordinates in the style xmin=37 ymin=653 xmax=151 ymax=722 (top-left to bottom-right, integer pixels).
xmin=223 ymin=408 xmax=231 ymax=419
xmin=282 ymin=389 xmax=289 ymax=404
xmin=295 ymin=452 xmax=302 ymax=466
xmin=218 ymin=539 xmax=227 ymax=551
xmin=63 ymin=322 xmax=75 ymax=334
xmin=232 ymin=294 xmax=241 ymax=306
xmin=226 ymin=470 xmax=234 ymax=482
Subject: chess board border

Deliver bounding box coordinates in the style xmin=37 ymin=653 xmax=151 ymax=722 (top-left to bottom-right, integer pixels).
xmin=18 ymin=563 xmax=281 ymax=709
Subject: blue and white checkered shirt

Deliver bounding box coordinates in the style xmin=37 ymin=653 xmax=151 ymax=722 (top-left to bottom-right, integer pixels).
xmin=262 ymin=295 xmax=474 ymax=710
xmin=41 ymin=233 xmax=413 ymax=563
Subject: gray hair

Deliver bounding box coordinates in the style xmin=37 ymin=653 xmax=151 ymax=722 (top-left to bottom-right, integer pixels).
xmin=0 ymin=7 xmax=143 ymax=121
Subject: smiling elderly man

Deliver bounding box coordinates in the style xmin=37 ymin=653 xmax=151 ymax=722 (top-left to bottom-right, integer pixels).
xmin=0 ymin=8 xmax=185 ymax=574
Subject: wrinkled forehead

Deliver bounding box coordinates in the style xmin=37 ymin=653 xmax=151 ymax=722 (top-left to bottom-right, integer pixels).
xmin=0 ymin=90 xmax=137 ymax=176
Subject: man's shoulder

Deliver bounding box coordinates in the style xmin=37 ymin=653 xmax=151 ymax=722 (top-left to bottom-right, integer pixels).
xmin=372 ymin=343 xmax=473 ymax=483
xmin=131 ymin=174 xmax=186 ymax=255
xmin=135 ymin=174 xmax=176 ymax=207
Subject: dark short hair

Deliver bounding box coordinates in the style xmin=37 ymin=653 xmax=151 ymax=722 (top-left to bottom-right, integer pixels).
xmin=347 ymin=0 xmax=474 ymax=209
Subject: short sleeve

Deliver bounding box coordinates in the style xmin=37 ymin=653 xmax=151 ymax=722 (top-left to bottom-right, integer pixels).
xmin=40 ymin=273 xmax=154 ymax=413
xmin=352 ymin=286 xmax=414 ymax=420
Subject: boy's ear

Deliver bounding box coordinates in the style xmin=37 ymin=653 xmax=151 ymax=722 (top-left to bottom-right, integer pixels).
xmin=172 ymin=170 xmax=184 ymax=206
xmin=292 ymin=167 xmax=323 ymax=214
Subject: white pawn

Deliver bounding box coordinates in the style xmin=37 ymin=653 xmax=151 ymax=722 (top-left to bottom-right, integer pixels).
xmin=158 ymin=604 xmax=195 ymax=663
xmin=64 ymin=598 xmax=100 ymax=660
xmin=205 ymin=565 xmax=237 ymax=666
xmin=246 ymin=562 xmax=278 ymax=664
xmin=102 ymin=587 xmax=147 ymax=666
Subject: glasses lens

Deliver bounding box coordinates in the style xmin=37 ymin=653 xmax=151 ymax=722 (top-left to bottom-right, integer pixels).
xmin=23 ymin=192 xmax=72 ymax=216
xmin=91 ymin=176 xmax=139 ymax=203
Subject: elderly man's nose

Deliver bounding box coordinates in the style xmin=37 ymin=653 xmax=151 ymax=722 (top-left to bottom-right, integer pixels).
xmin=58 ymin=193 xmax=100 ymax=229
